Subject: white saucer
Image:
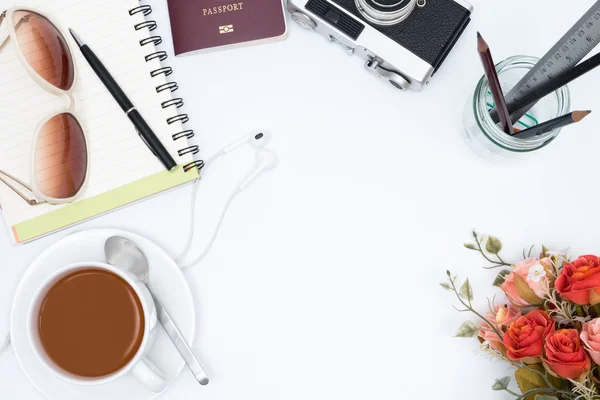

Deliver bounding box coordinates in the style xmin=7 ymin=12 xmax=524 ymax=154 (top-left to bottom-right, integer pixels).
xmin=10 ymin=229 xmax=196 ymax=400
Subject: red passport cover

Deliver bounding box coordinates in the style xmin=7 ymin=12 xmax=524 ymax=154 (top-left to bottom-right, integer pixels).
xmin=167 ymin=0 xmax=288 ymax=55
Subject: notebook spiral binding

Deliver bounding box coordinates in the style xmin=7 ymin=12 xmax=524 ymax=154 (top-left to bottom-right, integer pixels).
xmin=129 ymin=4 xmax=205 ymax=173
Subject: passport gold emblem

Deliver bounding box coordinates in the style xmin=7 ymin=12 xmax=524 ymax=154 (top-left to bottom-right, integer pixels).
xmin=219 ymin=25 xmax=234 ymax=34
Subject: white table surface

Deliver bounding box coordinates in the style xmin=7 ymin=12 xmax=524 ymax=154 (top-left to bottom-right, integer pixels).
xmin=1 ymin=0 xmax=600 ymax=398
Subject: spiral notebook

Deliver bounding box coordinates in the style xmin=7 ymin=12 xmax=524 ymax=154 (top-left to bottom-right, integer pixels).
xmin=0 ymin=0 xmax=202 ymax=244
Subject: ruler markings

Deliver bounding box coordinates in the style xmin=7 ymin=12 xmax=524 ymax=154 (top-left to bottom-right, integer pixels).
xmin=490 ymin=2 xmax=600 ymax=123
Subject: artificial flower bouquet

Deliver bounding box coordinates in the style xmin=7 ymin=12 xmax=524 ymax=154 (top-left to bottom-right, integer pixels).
xmin=442 ymin=232 xmax=600 ymax=400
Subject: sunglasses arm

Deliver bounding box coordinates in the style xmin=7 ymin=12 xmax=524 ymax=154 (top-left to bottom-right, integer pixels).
xmin=0 ymin=11 xmax=31 ymax=52
xmin=0 ymin=170 xmax=43 ymax=206
xmin=0 ymin=13 xmax=7 ymax=52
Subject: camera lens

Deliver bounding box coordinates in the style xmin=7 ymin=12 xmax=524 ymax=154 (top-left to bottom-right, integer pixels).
xmin=355 ymin=0 xmax=417 ymax=26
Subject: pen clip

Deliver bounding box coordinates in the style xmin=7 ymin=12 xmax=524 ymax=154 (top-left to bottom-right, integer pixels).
xmin=136 ymin=128 xmax=158 ymax=157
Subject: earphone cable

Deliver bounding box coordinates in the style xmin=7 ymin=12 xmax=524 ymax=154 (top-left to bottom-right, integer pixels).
xmin=178 ymin=187 xmax=239 ymax=270
xmin=0 ymin=333 xmax=9 ymax=356
xmin=175 ymin=149 xmax=223 ymax=266
xmin=175 ymin=177 xmax=201 ymax=265
xmin=176 ymin=150 xmax=241 ymax=270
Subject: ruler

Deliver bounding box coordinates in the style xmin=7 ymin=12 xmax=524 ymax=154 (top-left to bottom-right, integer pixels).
xmin=493 ymin=1 xmax=600 ymax=123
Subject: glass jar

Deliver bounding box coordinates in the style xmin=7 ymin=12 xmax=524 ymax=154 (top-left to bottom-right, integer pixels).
xmin=463 ymin=56 xmax=571 ymax=162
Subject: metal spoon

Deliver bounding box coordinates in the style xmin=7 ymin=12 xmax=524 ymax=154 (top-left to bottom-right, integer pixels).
xmin=105 ymin=236 xmax=210 ymax=386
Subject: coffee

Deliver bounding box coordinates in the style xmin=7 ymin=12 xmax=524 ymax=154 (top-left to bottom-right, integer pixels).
xmin=38 ymin=268 xmax=145 ymax=378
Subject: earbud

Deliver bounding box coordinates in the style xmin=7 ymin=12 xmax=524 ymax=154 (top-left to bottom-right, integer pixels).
xmin=222 ymin=131 xmax=272 ymax=154
xmin=237 ymin=148 xmax=278 ymax=192
xmin=206 ymin=131 xmax=273 ymax=166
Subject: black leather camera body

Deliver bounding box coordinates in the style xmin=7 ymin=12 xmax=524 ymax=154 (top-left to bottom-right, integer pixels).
xmin=287 ymin=0 xmax=473 ymax=91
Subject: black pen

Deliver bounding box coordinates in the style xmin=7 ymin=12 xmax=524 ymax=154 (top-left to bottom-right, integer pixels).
xmin=69 ymin=29 xmax=177 ymax=171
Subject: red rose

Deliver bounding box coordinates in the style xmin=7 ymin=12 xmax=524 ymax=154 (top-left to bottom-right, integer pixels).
xmin=503 ymin=310 xmax=554 ymax=362
xmin=556 ymin=255 xmax=600 ymax=305
xmin=543 ymin=329 xmax=591 ymax=379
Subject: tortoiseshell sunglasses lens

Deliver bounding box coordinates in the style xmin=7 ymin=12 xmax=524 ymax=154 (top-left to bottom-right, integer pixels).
xmin=12 ymin=10 xmax=74 ymax=91
xmin=35 ymin=113 xmax=87 ymax=199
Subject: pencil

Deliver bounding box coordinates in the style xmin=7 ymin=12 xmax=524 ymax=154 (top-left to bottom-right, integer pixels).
xmin=477 ymin=32 xmax=513 ymax=134
xmin=513 ymin=110 xmax=591 ymax=139
xmin=507 ymin=52 xmax=600 ymax=123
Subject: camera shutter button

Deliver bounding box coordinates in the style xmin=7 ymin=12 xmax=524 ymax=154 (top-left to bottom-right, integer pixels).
xmin=364 ymin=60 xmax=410 ymax=91
xmin=291 ymin=12 xmax=317 ymax=30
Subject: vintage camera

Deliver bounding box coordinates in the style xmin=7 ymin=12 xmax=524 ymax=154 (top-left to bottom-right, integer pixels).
xmin=287 ymin=0 xmax=473 ymax=91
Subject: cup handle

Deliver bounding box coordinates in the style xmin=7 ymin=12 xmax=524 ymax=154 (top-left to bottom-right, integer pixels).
xmin=131 ymin=357 xmax=167 ymax=393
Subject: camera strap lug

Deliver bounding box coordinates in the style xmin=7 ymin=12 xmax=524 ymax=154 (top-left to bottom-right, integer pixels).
xmin=364 ymin=60 xmax=410 ymax=90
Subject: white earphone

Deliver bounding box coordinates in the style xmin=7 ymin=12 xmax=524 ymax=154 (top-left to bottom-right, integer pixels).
xmin=177 ymin=130 xmax=278 ymax=270
xmin=222 ymin=131 xmax=272 ymax=153
xmin=237 ymin=148 xmax=278 ymax=192
xmin=206 ymin=131 xmax=272 ymax=164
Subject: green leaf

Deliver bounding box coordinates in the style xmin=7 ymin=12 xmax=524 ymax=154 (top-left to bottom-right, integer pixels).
xmin=446 ymin=271 xmax=459 ymax=285
xmin=460 ymin=279 xmax=473 ymax=301
xmin=464 ymin=243 xmax=478 ymax=251
xmin=486 ymin=235 xmax=503 ymax=254
xmin=493 ymin=269 xmax=512 ymax=287
xmin=491 ymin=376 xmax=511 ymax=390
xmin=439 ymin=282 xmax=451 ymax=290
xmin=542 ymin=244 xmax=549 ymax=256
xmin=515 ymin=366 xmax=547 ymax=400
xmin=515 ymin=364 xmax=564 ymax=400
xmin=455 ymin=321 xmax=478 ymax=338
xmin=513 ymin=273 xmax=544 ymax=305
xmin=534 ymin=396 xmax=558 ymax=400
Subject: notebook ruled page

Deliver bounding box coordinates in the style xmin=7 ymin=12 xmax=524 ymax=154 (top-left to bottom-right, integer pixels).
xmin=0 ymin=0 xmax=192 ymax=230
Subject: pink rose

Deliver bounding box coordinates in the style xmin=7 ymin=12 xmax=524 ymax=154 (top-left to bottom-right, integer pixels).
xmin=501 ymin=258 xmax=551 ymax=306
xmin=581 ymin=318 xmax=600 ymax=364
xmin=479 ymin=304 xmax=522 ymax=350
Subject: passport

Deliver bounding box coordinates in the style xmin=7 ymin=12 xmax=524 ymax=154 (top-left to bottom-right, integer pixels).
xmin=167 ymin=0 xmax=288 ymax=55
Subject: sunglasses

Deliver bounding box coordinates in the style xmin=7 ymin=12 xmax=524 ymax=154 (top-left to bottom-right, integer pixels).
xmin=0 ymin=7 xmax=88 ymax=206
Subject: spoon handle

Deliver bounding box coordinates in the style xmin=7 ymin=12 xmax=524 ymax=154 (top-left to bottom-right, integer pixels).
xmin=153 ymin=295 xmax=210 ymax=385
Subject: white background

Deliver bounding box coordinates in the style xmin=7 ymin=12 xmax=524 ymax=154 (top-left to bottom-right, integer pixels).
xmin=1 ymin=0 xmax=600 ymax=398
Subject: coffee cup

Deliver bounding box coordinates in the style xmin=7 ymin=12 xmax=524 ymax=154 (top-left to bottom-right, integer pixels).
xmin=27 ymin=261 xmax=167 ymax=392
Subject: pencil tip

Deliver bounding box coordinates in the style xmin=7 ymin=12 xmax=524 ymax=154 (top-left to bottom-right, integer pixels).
xmin=573 ymin=110 xmax=593 ymax=122
xmin=476 ymin=32 xmax=488 ymax=51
